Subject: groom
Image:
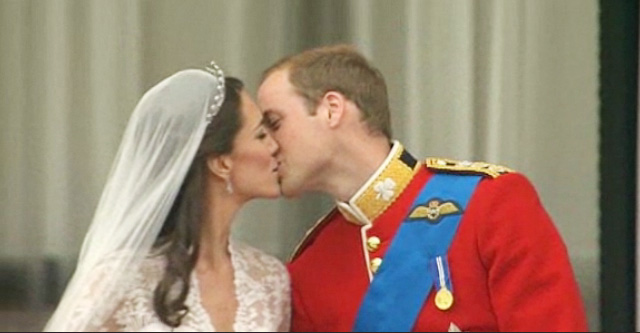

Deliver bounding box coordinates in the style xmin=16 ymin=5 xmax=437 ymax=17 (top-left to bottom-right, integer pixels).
xmin=257 ymin=44 xmax=588 ymax=332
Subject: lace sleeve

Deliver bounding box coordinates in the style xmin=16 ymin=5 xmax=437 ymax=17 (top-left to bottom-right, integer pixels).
xmin=45 ymin=254 xmax=130 ymax=332
xmin=46 ymin=254 xmax=166 ymax=332
xmin=270 ymin=259 xmax=291 ymax=332
xmin=99 ymin=257 xmax=167 ymax=332
xmin=277 ymin=292 xmax=292 ymax=332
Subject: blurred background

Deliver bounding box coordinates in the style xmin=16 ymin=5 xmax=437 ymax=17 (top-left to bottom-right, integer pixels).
xmin=0 ymin=0 xmax=636 ymax=331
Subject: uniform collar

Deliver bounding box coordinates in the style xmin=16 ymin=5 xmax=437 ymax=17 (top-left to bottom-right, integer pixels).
xmin=336 ymin=141 xmax=421 ymax=226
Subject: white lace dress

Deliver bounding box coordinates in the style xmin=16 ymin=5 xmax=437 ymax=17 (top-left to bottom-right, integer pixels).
xmin=88 ymin=242 xmax=290 ymax=332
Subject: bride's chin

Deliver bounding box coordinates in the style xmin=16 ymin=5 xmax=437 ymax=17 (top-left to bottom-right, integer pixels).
xmin=256 ymin=184 xmax=282 ymax=199
xmin=267 ymin=187 xmax=282 ymax=199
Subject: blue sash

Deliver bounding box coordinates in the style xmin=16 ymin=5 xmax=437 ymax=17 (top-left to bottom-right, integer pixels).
xmin=353 ymin=173 xmax=482 ymax=332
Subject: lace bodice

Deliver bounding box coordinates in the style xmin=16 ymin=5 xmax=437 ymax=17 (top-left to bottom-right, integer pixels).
xmin=82 ymin=242 xmax=290 ymax=332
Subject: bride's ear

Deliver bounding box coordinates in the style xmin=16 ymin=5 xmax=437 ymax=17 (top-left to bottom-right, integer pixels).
xmin=206 ymin=155 xmax=233 ymax=180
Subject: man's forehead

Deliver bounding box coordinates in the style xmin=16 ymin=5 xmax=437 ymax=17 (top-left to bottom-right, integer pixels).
xmin=258 ymin=78 xmax=283 ymax=103
xmin=261 ymin=69 xmax=291 ymax=91
xmin=259 ymin=82 xmax=298 ymax=112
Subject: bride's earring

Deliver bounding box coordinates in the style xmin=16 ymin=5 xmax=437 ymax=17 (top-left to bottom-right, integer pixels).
xmin=225 ymin=178 xmax=234 ymax=194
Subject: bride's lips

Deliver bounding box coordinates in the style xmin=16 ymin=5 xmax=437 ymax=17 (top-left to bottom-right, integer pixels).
xmin=272 ymin=161 xmax=281 ymax=173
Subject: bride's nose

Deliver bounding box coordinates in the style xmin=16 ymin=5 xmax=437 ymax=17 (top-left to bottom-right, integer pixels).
xmin=265 ymin=133 xmax=279 ymax=156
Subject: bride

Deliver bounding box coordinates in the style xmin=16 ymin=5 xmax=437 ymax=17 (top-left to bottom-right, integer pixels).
xmin=43 ymin=62 xmax=290 ymax=331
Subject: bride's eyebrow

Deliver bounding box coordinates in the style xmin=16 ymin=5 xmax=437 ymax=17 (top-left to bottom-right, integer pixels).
xmin=252 ymin=119 xmax=264 ymax=131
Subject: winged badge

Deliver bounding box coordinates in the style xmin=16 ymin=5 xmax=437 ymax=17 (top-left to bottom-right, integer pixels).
xmin=408 ymin=199 xmax=461 ymax=223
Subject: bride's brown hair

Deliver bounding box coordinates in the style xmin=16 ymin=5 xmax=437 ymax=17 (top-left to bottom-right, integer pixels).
xmin=152 ymin=77 xmax=244 ymax=327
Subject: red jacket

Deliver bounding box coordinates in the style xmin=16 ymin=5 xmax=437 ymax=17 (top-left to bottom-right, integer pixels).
xmin=288 ymin=153 xmax=588 ymax=332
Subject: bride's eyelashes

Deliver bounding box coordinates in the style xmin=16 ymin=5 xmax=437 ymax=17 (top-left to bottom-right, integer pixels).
xmin=255 ymin=128 xmax=267 ymax=140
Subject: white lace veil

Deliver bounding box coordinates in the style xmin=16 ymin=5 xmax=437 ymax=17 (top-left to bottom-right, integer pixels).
xmin=43 ymin=63 xmax=225 ymax=331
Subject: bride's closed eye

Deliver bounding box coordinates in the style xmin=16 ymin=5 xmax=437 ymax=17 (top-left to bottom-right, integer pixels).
xmin=255 ymin=128 xmax=268 ymax=140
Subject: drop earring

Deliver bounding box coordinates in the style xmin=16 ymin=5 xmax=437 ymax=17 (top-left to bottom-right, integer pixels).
xmin=225 ymin=178 xmax=234 ymax=194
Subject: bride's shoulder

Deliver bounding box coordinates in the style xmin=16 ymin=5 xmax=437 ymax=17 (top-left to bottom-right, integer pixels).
xmin=88 ymin=250 xmax=166 ymax=292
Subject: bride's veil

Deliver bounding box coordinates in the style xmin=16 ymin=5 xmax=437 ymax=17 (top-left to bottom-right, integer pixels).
xmin=43 ymin=63 xmax=225 ymax=331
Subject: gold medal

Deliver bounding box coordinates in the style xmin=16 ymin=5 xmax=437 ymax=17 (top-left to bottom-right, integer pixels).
xmin=435 ymin=287 xmax=454 ymax=311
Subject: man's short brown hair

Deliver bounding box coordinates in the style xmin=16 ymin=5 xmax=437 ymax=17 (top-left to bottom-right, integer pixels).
xmin=262 ymin=44 xmax=392 ymax=138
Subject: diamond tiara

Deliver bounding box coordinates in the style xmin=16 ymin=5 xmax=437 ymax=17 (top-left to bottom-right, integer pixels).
xmin=204 ymin=60 xmax=226 ymax=123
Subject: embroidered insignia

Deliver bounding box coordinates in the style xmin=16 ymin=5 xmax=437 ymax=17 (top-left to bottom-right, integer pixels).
xmin=347 ymin=143 xmax=420 ymax=225
xmin=426 ymin=158 xmax=513 ymax=178
xmin=373 ymin=177 xmax=396 ymax=201
xmin=408 ymin=199 xmax=461 ymax=223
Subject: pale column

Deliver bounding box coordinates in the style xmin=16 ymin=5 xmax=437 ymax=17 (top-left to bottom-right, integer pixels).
xmin=405 ymin=0 xmax=422 ymax=152
xmin=404 ymin=0 xmax=475 ymax=158
xmin=350 ymin=0 xmax=373 ymax=58
xmin=0 ymin=0 xmax=28 ymax=259
xmin=42 ymin=0 xmax=71 ymax=260
xmin=223 ymin=0 xmax=246 ymax=73
xmin=518 ymin=1 xmax=599 ymax=329
xmin=479 ymin=0 xmax=527 ymax=164
xmin=88 ymin=0 xmax=142 ymax=184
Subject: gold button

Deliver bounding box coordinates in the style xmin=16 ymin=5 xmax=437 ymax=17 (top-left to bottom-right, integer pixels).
xmin=370 ymin=258 xmax=382 ymax=274
xmin=366 ymin=236 xmax=381 ymax=252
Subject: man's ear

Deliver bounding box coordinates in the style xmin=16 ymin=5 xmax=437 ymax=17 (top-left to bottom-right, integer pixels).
xmin=323 ymin=91 xmax=346 ymax=127
xmin=206 ymin=155 xmax=233 ymax=180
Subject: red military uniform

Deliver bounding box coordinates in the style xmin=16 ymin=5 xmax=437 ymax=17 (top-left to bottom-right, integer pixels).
xmin=287 ymin=142 xmax=588 ymax=332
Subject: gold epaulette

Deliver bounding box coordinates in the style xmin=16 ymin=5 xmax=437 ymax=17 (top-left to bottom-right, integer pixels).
xmin=289 ymin=208 xmax=338 ymax=261
xmin=425 ymin=158 xmax=514 ymax=178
